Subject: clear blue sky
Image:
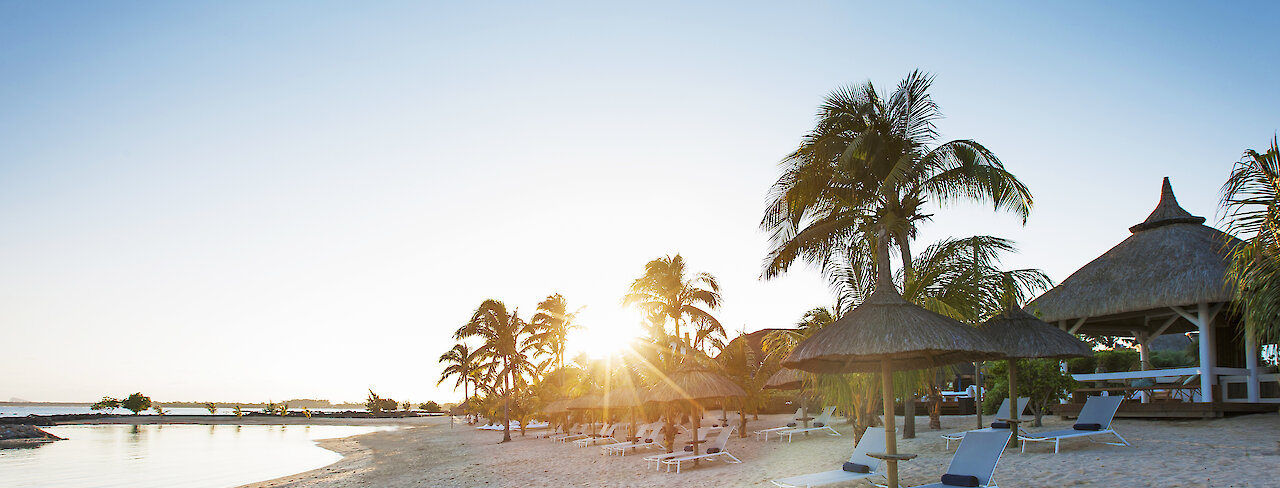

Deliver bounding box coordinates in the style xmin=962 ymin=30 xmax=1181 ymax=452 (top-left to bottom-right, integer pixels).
xmin=2 ymin=1 xmax=1276 ymax=403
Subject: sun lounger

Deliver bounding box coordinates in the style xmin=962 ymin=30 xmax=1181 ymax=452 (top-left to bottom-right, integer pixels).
xmin=940 ymin=397 xmax=1030 ymax=449
xmin=661 ymin=425 xmax=741 ymax=473
xmin=778 ymin=406 xmax=841 ymax=442
xmin=643 ymin=426 xmax=719 ymax=470
xmin=554 ymin=424 xmax=596 ymax=443
xmin=904 ymin=430 xmax=1012 ymax=488
xmin=769 ymin=426 xmax=887 ymax=487
xmin=602 ymin=422 xmax=663 ymax=456
xmin=1018 ymin=395 xmax=1129 ymax=453
xmin=753 ymin=408 xmax=805 ymax=441
xmin=574 ymin=423 xmax=620 ymax=447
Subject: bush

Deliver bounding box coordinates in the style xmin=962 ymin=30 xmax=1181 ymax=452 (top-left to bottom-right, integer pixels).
xmin=1150 ymin=350 xmax=1196 ymax=369
xmin=365 ymin=390 xmax=398 ymax=413
xmin=421 ymin=401 xmax=442 ymax=413
xmin=983 ymin=359 xmax=1077 ymax=427
xmin=91 ymin=397 xmax=121 ymax=413
xmin=121 ymin=393 xmax=152 ymax=415
xmin=1095 ymin=349 xmax=1140 ymax=372
xmin=1065 ymin=356 xmax=1096 ymax=374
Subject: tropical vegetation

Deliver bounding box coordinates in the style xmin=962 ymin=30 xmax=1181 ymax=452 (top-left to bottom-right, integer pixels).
xmin=1221 ymin=136 xmax=1280 ymax=346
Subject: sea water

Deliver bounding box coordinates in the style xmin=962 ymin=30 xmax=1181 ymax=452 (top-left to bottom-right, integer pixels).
xmin=0 ymin=424 xmax=393 ymax=488
xmin=0 ymin=406 xmax=357 ymax=417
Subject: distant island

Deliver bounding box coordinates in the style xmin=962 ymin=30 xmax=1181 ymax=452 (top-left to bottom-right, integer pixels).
xmin=0 ymin=399 xmax=366 ymax=409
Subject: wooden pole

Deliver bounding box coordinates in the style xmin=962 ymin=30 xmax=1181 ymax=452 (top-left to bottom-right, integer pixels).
xmin=1008 ymin=359 xmax=1019 ymax=447
xmin=975 ymin=361 xmax=984 ymax=429
xmin=881 ymin=359 xmax=898 ymax=488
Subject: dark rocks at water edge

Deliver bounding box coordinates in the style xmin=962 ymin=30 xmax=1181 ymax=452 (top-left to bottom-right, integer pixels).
xmin=0 ymin=424 xmax=64 ymax=448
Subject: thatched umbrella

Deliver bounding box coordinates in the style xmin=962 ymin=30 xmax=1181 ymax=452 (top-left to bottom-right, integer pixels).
xmin=784 ymin=267 xmax=1003 ymax=488
xmin=604 ymin=387 xmax=648 ymax=442
xmin=765 ymin=367 xmax=813 ymax=429
xmin=647 ymin=368 xmax=746 ymax=462
xmin=566 ymin=393 xmax=604 ymax=433
xmin=976 ymin=306 xmax=1092 ymax=446
xmin=542 ymin=399 xmax=571 ymax=434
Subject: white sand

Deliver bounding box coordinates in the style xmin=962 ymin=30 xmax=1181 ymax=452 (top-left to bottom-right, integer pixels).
xmin=232 ymin=412 xmax=1280 ymax=487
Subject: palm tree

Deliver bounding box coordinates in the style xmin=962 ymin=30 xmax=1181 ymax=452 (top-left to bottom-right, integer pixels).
xmin=761 ymin=70 xmax=1032 ymax=290
xmin=623 ymin=254 xmax=722 ymax=349
xmin=455 ymin=299 xmax=537 ymax=442
xmin=438 ymin=343 xmax=484 ymax=424
xmin=1221 ymin=136 xmax=1280 ymax=346
xmin=717 ymin=331 xmax=778 ymax=436
xmin=529 ymin=294 xmax=581 ymax=381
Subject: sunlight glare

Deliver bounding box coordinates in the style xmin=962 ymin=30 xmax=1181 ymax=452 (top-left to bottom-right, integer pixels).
xmin=567 ymin=307 xmax=644 ymax=361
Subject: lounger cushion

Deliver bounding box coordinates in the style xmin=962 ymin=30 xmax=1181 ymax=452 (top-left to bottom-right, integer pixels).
xmin=645 ymin=438 xmax=653 ymax=443
xmin=842 ymin=462 xmax=871 ymax=473
xmin=941 ymin=473 xmax=980 ymax=486
xmin=706 ymin=447 xmax=720 ymax=454
xmin=786 ymin=422 xmax=797 ymax=427
xmin=990 ymin=421 xmax=1009 ymax=429
xmin=683 ymin=445 xmax=694 ymax=452
xmin=813 ymin=422 xmax=825 ymax=427
xmin=1073 ymin=423 xmax=1102 ymax=431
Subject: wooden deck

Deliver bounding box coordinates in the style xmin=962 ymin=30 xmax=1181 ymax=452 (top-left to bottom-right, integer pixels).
xmin=1051 ymin=401 xmax=1276 ymax=419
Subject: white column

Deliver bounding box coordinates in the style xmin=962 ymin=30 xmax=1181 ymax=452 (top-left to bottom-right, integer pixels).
xmin=1245 ymin=332 xmax=1261 ymax=402
xmin=1196 ymin=303 xmax=1216 ymax=403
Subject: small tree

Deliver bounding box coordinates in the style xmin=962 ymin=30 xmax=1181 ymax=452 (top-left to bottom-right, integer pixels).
xmin=401 ymin=400 xmax=412 ymax=411
xmin=204 ymin=402 xmax=218 ymax=415
xmin=91 ymin=397 xmax=121 ymax=413
xmin=365 ymin=390 xmax=398 ymax=413
xmin=421 ymin=401 xmax=442 ymax=413
xmin=279 ymin=403 xmax=290 ymax=416
xmin=120 ymin=393 xmax=152 ymax=415
xmin=152 ymin=404 xmax=167 ymax=416
xmin=233 ymin=405 xmax=243 ymax=417
xmin=303 ymin=407 xmax=313 ymax=419
xmin=984 ymin=359 xmax=1077 ymax=427
xmin=262 ymin=402 xmax=278 ymax=415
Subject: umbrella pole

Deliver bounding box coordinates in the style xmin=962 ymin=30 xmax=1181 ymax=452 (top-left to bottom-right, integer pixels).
xmin=975 ymin=361 xmax=984 ymax=430
xmin=881 ymin=359 xmax=898 ymax=488
xmin=691 ymin=401 xmax=701 ymax=465
xmin=800 ymin=383 xmax=808 ymax=430
xmin=1008 ymin=359 xmax=1019 ymax=448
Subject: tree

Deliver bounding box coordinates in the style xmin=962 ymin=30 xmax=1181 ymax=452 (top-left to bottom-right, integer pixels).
xmin=421 ymin=401 xmax=442 ymax=413
xmin=983 ymin=359 xmax=1076 ymax=427
xmin=438 ymin=343 xmax=486 ymax=424
xmin=529 ymin=294 xmax=581 ymax=379
xmin=1221 ymin=136 xmax=1280 ymax=346
xmin=365 ymin=390 xmax=398 ymax=414
xmin=152 ymin=405 xmax=167 ymax=416
xmin=761 ymin=70 xmax=1033 ymax=287
xmin=623 ymin=254 xmax=723 ymax=352
xmin=204 ymin=402 xmax=218 ymax=415
xmin=455 ymin=299 xmax=537 ymax=443
xmin=233 ymin=405 xmax=243 ymax=417
xmin=120 ymin=393 xmax=152 ymax=415
xmin=716 ymin=331 xmax=777 ymax=437
xmin=90 ymin=396 xmax=120 ymax=413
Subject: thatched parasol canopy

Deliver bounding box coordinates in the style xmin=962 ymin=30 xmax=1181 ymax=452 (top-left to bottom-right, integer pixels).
xmin=647 ymin=368 xmax=746 ymax=402
xmin=1026 ymin=178 xmax=1241 ymax=330
xmin=977 ymin=306 xmax=1092 ymax=360
xmin=566 ymin=393 xmax=603 ymax=410
xmin=764 ymin=367 xmax=808 ymax=390
xmin=783 ymin=285 xmax=1004 ymax=373
xmin=603 ymin=387 xmax=647 ymax=409
xmin=543 ymin=399 xmax=571 ymax=414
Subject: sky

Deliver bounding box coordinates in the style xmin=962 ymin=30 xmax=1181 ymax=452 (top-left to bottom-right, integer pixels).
xmin=2 ymin=1 xmax=1277 ymax=404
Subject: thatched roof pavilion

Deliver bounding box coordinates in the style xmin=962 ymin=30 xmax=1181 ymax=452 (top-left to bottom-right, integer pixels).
xmin=1024 ymin=178 xmax=1266 ymax=404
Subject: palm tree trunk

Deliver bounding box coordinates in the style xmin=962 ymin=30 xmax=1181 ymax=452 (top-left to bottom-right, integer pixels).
xmin=502 ymin=357 xmax=511 ymax=443
xmin=896 ymin=235 xmax=919 ymax=438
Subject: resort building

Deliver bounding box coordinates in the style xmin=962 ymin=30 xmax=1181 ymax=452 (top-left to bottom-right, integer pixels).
xmin=1026 ymin=178 xmax=1277 ymax=417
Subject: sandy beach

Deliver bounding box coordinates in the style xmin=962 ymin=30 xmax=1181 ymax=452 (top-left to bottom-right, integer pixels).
xmin=205 ymin=412 xmax=1280 ymax=488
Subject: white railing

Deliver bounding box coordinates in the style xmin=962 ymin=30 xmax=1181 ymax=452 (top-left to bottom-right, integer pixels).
xmin=1071 ymin=367 xmax=1200 ymax=382
xmin=1219 ymin=373 xmax=1280 ymax=403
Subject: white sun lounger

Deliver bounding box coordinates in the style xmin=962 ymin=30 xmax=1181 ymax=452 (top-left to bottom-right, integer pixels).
xmin=753 ymin=408 xmax=804 ymax=441
xmin=556 ymin=423 xmax=605 ymax=443
xmin=941 ymin=397 xmax=1030 ymax=449
xmin=1018 ymin=395 xmax=1130 ymax=453
xmin=548 ymin=424 xmax=583 ymax=441
xmin=906 ymin=430 xmax=1012 ymax=488
xmin=661 ymin=425 xmax=741 ymax=473
xmin=575 ymin=423 xmax=621 ymax=447
xmin=778 ymin=406 xmax=840 ymax=442
xmin=602 ymin=422 xmax=663 ymax=456
xmin=770 ymin=426 xmax=887 ymax=487
xmin=643 ymin=426 xmax=719 ymax=470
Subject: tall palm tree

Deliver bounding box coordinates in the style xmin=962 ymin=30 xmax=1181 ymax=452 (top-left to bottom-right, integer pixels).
xmin=529 ymin=294 xmax=581 ymax=380
xmin=623 ymin=254 xmax=722 ymax=348
xmin=761 ymin=70 xmax=1033 ymax=290
xmin=455 ymin=299 xmax=537 ymax=443
xmin=1221 ymin=136 xmax=1280 ymax=346
xmin=437 ymin=343 xmax=485 ymax=424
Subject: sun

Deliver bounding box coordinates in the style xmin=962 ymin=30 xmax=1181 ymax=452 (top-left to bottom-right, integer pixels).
xmin=566 ymin=307 xmax=644 ymax=360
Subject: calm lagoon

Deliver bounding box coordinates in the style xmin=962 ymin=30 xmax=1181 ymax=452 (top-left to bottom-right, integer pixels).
xmin=0 ymin=424 xmax=392 ymax=488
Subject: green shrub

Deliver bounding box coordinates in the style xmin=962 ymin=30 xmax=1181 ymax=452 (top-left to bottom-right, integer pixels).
xmin=1150 ymin=350 xmax=1196 ymax=368
xmin=982 ymin=359 xmax=1077 ymax=427
xmin=1066 ymin=356 xmax=1096 ymax=374
xmin=121 ymin=393 xmax=152 ymax=415
xmin=1094 ymin=349 xmax=1140 ymax=372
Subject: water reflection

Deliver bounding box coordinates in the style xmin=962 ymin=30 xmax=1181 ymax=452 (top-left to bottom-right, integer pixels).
xmin=0 ymin=424 xmax=391 ymax=488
